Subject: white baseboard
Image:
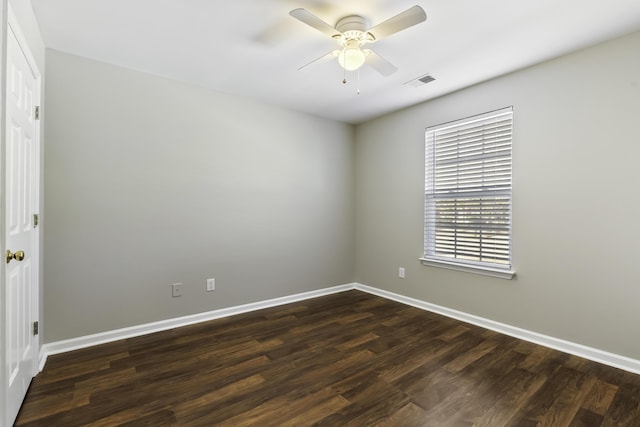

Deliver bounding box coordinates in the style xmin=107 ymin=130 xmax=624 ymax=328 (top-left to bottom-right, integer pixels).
xmin=38 ymin=345 xmax=47 ymax=372
xmin=41 ymin=282 xmax=640 ymax=376
xmin=42 ymin=284 xmax=354 ymax=357
xmin=354 ymin=283 xmax=640 ymax=375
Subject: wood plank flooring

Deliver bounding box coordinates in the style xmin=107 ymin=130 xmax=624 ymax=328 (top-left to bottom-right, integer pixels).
xmin=15 ymin=290 xmax=640 ymax=426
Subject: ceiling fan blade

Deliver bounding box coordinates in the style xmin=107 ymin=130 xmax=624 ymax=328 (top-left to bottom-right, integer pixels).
xmin=367 ymin=5 xmax=427 ymax=41
xmin=298 ymin=50 xmax=339 ymax=71
xmin=289 ymin=8 xmax=340 ymax=38
xmin=364 ymin=50 xmax=398 ymax=76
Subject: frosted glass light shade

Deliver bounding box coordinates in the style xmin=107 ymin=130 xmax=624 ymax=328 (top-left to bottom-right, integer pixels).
xmin=338 ymin=40 xmax=366 ymax=71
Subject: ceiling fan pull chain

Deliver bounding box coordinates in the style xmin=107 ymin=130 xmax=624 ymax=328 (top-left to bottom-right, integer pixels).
xmin=357 ymin=68 xmax=361 ymax=95
xmin=343 ymin=65 xmax=347 ymax=84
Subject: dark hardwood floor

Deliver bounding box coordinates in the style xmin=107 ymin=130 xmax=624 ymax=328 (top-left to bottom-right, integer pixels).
xmin=15 ymin=290 xmax=640 ymax=426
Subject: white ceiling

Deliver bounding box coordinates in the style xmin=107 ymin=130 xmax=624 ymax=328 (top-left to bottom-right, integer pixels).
xmin=31 ymin=0 xmax=640 ymax=124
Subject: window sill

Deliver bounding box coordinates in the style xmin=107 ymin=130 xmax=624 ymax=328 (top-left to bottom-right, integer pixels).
xmin=419 ymin=258 xmax=515 ymax=280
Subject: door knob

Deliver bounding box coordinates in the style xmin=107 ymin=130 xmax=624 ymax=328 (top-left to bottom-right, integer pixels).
xmin=6 ymin=250 xmax=25 ymax=264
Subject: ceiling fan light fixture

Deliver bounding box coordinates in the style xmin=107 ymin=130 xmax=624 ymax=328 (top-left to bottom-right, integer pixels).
xmin=290 ymin=5 xmax=427 ymax=77
xmin=338 ymin=39 xmax=366 ymax=71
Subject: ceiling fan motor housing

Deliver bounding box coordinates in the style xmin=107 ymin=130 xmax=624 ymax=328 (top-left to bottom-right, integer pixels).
xmin=334 ymin=15 xmax=374 ymax=47
xmin=335 ymin=15 xmax=368 ymax=33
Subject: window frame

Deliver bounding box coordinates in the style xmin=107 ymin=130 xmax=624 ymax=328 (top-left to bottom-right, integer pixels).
xmin=420 ymin=107 xmax=515 ymax=279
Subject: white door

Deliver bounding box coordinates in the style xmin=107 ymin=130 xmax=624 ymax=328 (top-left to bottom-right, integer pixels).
xmin=3 ymin=16 xmax=40 ymax=426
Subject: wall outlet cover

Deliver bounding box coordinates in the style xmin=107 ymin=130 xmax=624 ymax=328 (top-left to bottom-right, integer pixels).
xmin=172 ymin=283 xmax=183 ymax=297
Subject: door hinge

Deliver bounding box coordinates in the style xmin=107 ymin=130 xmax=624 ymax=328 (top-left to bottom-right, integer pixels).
xmin=33 ymin=321 xmax=39 ymax=336
xmin=35 ymin=106 xmax=40 ymax=120
xmin=33 ymin=213 xmax=39 ymax=228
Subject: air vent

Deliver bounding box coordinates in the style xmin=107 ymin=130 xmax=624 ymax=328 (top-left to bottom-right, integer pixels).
xmin=405 ymin=73 xmax=436 ymax=87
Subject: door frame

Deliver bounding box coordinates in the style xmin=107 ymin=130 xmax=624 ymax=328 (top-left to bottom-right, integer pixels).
xmin=1 ymin=4 xmax=42 ymax=424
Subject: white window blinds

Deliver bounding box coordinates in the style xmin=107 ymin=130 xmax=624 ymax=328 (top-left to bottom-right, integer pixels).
xmin=424 ymin=107 xmax=513 ymax=272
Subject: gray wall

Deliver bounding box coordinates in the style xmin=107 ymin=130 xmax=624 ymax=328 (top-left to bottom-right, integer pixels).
xmin=44 ymin=50 xmax=355 ymax=342
xmin=354 ymin=30 xmax=640 ymax=360
xmin=44 ymin=29 xmax=640 ymax=363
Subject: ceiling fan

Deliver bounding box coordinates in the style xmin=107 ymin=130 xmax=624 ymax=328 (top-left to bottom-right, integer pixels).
xmin=289 ymin=5 xmax=427 ymax=77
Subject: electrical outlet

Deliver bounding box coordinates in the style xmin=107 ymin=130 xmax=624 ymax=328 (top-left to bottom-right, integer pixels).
xmin=172 ymin=283 xmax=183 ymax=297
xmin=206 ymin=278 xmax=215 ymax=292
xmin=399 ymin=267 xmax=405 ymax=279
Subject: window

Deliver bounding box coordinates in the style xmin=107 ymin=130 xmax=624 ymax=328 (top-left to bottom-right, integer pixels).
xmin=422 ymin=107 xmax=514 ymax=279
